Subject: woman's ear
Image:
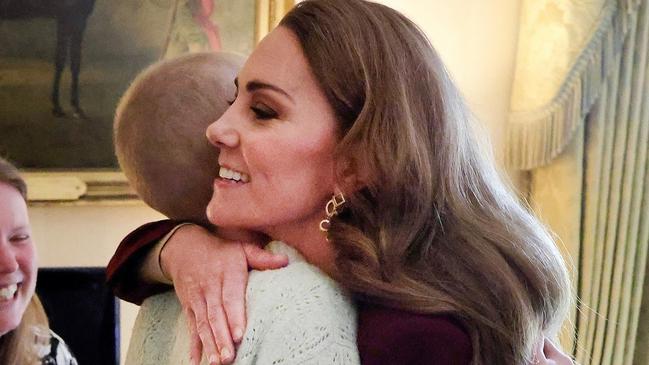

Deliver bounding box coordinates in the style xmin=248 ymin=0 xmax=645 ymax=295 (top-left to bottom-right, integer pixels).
xmin=335 ymin=157 xmax=367 ymax=193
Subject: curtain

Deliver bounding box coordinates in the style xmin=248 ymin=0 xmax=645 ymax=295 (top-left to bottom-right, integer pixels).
xmin=507 ymin=0 xmax=649 ymax=364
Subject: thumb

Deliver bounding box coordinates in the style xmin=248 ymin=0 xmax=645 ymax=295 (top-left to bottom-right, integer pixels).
xmin=242 ymin=243 xmax=289 ymax=270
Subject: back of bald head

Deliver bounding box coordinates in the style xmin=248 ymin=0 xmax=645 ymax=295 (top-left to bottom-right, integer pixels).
xmin=114 ymin=52 xmax=243 ymax=225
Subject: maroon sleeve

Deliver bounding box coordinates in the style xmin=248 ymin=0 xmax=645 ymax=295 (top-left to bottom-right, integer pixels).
xmin=106 ymin=219 xmax=180 ymax=305
xmin=357 ymin=304 xmax=473 ymax=365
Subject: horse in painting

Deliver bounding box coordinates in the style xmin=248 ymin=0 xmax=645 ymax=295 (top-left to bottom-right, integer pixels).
xmin=0 ymin=0 xmax=96 ymax=117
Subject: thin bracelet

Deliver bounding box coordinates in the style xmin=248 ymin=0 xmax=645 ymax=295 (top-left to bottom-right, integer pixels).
xmin=156 ymin=222 xmax=196 ymax=283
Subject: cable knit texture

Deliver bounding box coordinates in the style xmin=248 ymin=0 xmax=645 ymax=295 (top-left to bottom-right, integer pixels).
xmin=125 ymin=241 xmax=359 ymax=365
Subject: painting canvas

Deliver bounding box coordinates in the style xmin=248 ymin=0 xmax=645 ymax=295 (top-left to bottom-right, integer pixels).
xmin=0 ymin=0 xmax=256 ymax=170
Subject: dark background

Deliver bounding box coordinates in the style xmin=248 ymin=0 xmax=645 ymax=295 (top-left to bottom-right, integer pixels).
xmin=36 ymin=267 xmax=120 ymax=365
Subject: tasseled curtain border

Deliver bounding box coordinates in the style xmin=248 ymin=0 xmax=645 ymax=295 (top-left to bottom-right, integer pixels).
xmin=506 ymin=0 xmax=643 ymax=170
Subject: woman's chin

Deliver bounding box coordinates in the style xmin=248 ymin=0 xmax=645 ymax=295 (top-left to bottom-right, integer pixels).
xmin=206 ymin=205 xmax=243 ymax=229
xmin=206 ymin=210 xmax=227 ymax=228
xmin=205 ymin=200 xmax=221 ymax=225
xmin=0 ymin=305 xmax=24 ymax=336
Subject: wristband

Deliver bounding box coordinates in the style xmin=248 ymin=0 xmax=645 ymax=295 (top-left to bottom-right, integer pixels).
xmin=156 ymin=222 xmax=196 ymax=284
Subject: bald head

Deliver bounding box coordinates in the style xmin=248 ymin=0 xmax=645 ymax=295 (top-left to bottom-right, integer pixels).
xmin=115 ymin=52 xmax=243 ymax=225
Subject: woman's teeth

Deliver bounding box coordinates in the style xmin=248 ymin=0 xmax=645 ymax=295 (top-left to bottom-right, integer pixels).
xmin=219 ymin=167 xmax=250 ymax=183
xmin=0 ymin=284 xmax=17 ymax=301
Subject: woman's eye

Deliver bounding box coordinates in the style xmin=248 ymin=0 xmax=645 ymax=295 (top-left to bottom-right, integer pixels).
xmin=10 ymin=234 xmax=29 ymax=243
xmin=251 ymin=104 xmax=278 ymax=120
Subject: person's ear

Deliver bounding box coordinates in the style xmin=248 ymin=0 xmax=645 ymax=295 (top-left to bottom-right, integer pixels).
xmin=335 ymin=157 xmax=367 ymax=194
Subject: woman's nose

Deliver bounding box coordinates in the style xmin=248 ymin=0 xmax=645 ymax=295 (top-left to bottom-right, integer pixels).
xmin=206 ymin=113 xmax=240 ymax=149
xmin=0 ymin=244 xmax=19 ymax=274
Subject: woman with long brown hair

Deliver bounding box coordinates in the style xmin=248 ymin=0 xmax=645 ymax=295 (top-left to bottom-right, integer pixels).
xmin=0 ymin=157 xmax=77 ymax=364
xmin=108 ymin=1 xmax=573 ymax=364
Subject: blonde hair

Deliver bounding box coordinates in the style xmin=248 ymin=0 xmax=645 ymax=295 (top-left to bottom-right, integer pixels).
xmin=114 ymin=52 xmax=244 ymax=224
xmin=0 ymin=157 xmax=50 ymax=364
xmin=0 ymin=297 xmax=50 ymax=364
xmin=281 ymin=1 xmax=571 ymax=363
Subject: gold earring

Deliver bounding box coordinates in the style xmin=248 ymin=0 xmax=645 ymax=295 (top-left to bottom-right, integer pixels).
xmin=319 ymin=192 xmax=346 ymax=232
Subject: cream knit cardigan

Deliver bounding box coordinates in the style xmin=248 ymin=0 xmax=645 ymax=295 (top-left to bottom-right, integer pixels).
xmin=125 ymin=241 xmax=360 ymax=365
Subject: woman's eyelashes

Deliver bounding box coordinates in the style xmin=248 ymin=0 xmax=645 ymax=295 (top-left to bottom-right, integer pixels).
xmin=10 ymin=233 xmax=29 ymax=243
xmin=227 ymin=88 xmax=279 ymax=120
xmin=251 ymin=103 xmax=278 ymax=120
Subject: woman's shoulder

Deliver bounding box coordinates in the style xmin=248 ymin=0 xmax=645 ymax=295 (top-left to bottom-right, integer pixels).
xmin=357 ymin=304 xmax=472 ymax=365
xmin=247 ymin=252 xmax=354 ymax=317
xmin=241 ymin=243 xmax=359 ymax=364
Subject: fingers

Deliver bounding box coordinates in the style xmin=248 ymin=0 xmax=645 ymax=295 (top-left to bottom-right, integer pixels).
xmin=185 ymin=308 xmax=204 ymax=365
xmin=243 ymin=243 xmax=289 ymax=270
xmin=181 ymin=281 xmax=239 ymax=365
xmin=221 ymin=269 xmax=248 ymax=344
xmin=205 ymin=292 xmax=235 ymax=364
xmin=163 ymin=231 xmax=254 ymax=364
xmin=188 ymin=295 xmax=222 ymax=365
xmin=179 ymin=279 xmax=215 ymax=365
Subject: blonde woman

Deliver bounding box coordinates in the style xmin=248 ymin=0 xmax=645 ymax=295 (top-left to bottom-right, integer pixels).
xmin=0 ymin=157 xmax=77 ymax=365
xmin=108 ymin=1 xmax=573 ymax=363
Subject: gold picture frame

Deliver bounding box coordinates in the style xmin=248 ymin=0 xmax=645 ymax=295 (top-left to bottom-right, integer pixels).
xmin=11 ymin=0 xmax=294 ymax=204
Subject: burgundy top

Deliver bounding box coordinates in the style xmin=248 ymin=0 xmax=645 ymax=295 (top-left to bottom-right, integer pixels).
xmin=105 ymin=220 xmax=473 ymax=364
xmin=106 ymin=219 xmax=179 ymax=304
xmin=358 ymin=303 xmax=472 ymax=364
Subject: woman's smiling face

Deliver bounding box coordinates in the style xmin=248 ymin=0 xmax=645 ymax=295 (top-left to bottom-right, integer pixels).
xmin=0 ymin=182 xmax=36 ymax=336
xmin=205 ymin=26 xmax=339 ymax=240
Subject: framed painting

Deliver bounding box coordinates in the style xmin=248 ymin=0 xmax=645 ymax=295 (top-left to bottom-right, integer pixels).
xmin=0 ymin=0 xmax=292 ymax=202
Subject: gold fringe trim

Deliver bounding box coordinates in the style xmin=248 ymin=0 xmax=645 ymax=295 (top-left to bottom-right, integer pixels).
xmin=506 ymin=0 xmax=643 ymax=170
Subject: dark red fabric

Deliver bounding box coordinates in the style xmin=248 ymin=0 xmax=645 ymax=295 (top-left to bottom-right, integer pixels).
xmin=105 ymin=219 xmax=178 ymax=304
xmin=358 ymin=303 xmax=472 ymax=365
xmin=106 ymin=222 xmax=474 ymax=363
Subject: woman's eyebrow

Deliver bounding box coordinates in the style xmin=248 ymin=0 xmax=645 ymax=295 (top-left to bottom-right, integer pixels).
xmin=235 ymin=77 xmax=294 ymax=103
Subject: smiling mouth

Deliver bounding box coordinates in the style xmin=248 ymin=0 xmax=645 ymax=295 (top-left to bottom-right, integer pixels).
xmin=0 ymin=284 xmax=18 ymax=302
xmin=219 ymin=166 xmax=250 ymax=183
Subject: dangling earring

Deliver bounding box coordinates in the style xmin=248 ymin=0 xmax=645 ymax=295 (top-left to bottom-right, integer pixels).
xmin=319 ymin=191 xmax=346 ymax=232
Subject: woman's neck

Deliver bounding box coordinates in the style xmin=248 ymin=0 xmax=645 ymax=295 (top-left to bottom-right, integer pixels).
xmin=262 ymin=215 xmax=337 ymax=276
xmin=214 ymin=227 xmax=267 ymax=244
xmin=215 ymin=212 xmax=337 ymax=276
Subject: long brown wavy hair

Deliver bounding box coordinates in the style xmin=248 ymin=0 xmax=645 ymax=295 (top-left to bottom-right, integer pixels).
xmin=0 ymin=157 xmax=49 ymax=364
xmin=281 ymin=1 xmax=571 ymax=363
